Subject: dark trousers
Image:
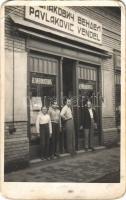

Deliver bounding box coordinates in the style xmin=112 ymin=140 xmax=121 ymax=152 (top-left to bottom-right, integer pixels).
xmin=51 ymin=122 xmax=60 ymax=156
xmin=65 ymin=119 xmax=75 ymax=154
xmin=40 ymin=124 xmax=50 ymax=158
xmin=84 ymin=119 xmax=94 ymax=149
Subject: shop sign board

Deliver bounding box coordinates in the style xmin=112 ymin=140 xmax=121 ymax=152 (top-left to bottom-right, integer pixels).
xmin=25 ymin=6 xmax=102 ymax=44
xmin=32 ymin=77 xmax=52 ymax=85
xmin=79 ymin=83 xmax=93 ymax=90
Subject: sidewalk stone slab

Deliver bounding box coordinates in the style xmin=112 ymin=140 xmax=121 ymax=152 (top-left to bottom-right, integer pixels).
xmin=5 ymin=147 xmax=120 ymax=182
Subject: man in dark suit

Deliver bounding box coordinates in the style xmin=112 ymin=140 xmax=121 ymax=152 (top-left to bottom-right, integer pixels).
xmin=82 ymin=100 xmax=97 ymax=151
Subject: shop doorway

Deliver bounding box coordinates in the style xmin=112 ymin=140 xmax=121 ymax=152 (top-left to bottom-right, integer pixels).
xmin=61 ymin=59 xmax=77 ymax=152
xmin=62 ymin=59 xmax=75 ymax=101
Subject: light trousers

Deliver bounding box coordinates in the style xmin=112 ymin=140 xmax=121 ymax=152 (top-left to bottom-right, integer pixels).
xmin=65 ymin=119 xmax=75 ymax=153
xmin=84 ymin=119 xmax=95 ymax=149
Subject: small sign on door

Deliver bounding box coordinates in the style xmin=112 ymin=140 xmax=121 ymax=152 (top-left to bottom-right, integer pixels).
xmin=79 ymin=83 xmax=93 ymax=90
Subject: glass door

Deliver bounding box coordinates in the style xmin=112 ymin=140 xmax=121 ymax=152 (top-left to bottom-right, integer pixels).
xmin=77 ymin=64 xmax=101 ymax=148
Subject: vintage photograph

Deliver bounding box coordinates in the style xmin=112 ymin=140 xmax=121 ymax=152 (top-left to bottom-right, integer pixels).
xmin=3 ymin=4 xmax=121 ymax=184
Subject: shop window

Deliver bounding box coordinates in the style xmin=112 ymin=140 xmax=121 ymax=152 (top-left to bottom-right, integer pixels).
xmin=30 ymin=73 xmax=56 ymax=107
xmin=78 ymin=65 xmax=98 ymax=106
xmin=29 ymin=55 xmax=58 ymax=142
xmin=77 ymin=64 xmax=101 ymax=148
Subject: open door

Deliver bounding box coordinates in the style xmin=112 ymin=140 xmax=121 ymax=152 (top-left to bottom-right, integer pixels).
xmin=61 ymin=58 xmax=77 ymax=152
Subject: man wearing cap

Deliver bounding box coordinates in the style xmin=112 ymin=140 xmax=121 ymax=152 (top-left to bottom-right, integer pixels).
xmin=48 ymin=101 xmax=61 ymax=158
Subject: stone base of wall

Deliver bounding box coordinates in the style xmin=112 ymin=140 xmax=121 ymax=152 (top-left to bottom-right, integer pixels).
xmin=5 ymin=157 xmax=29 ymax=173
xmin=103 ymin=128 xmax=120 ymax=146
xmin=5 ymin=138 xmax=30 ymax=173
xmin=5 ymin=121 xmax=30 ymax=173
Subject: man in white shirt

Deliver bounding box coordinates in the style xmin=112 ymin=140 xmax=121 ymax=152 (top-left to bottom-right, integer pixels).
xmin=60 ymin=99 xmax=76 ymax=156
xmin=36 ymin=107 xmax=52 ymax=160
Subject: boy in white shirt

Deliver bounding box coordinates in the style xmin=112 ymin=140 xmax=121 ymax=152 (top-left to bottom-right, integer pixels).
xmin=36 ymin=106 xmax=52 ymax=160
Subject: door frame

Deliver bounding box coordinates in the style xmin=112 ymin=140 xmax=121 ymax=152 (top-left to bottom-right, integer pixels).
xmin=77 ymin=62 xmax=103 ymax=147
xmin=27 ymin=51 xmax=60 ymax=158
xmin=61 ymin=58 xmax=78 ymax=150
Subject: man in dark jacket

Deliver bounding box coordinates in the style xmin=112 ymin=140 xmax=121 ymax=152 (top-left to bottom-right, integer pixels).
xmin=82 ymin=100 xmax=97 ymax=151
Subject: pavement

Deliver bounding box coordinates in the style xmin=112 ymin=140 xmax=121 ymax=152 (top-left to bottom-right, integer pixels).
xmin=5 ymin=146 xmax=120 ymax=183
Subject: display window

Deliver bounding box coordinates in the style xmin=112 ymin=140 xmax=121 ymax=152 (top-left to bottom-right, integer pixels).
xmin=30 ymin=73 xmax=57 ymax=139
xmin=28 ymin=54 xmax=58 ymax=158
xmin=77 ymin=64 xmax=101 ymax=147
xmin=78 ymin=65 xmax=98 ymax=108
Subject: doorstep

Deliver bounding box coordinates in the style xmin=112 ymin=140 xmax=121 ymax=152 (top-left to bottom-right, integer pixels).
xmin=30 ymin=153 xmax=70 ymax=164
xmin=30 ymin=146 xmax=106 ymax=165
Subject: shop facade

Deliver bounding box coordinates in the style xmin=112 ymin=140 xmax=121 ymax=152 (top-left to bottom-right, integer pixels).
xmin=5 ymin=6 xmax=121 ymax=170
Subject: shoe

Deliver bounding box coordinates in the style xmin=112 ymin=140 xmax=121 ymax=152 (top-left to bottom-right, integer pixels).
xmin=85 ymin=148 xmax=88 ymax=152
xmin=55 ymin=154 xmax=60 ymax=158
xmin=50 ymin=156 xmax=55 ymax=160
xmin=70 ymin=152 xmax=76 ymax=157
xmin=91 ymin=148 xmax=95 ymax=151
xmin=46 ymin=157 xmax=50 ymax=161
